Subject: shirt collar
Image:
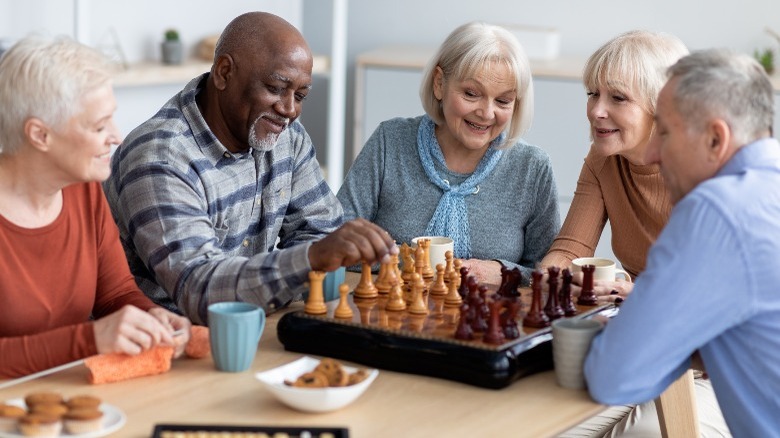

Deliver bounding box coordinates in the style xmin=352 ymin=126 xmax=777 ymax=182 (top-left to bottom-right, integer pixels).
xmin=717 ymin=137 xmax=780 ymax=177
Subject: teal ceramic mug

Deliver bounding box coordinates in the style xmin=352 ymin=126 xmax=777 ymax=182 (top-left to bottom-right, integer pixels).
xmin=208 ymin=302 xmax=266 ymax=372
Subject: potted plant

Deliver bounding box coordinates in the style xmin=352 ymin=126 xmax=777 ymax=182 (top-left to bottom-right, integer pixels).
xmin=754 ymin=48 xmax=774 ymax=75
xmin=161 ymin=28 xmax=183 ymax=65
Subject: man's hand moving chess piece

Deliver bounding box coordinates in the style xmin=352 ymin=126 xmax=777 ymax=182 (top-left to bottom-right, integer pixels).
xmin=308 ymin=219 xmax=398 ymax=272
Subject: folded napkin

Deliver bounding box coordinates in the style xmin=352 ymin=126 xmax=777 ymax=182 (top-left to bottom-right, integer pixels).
xmin=184 ymin=326 xmax=210 ymax=359
xmin=82 ymin=327 xmax=211 ymax=384
xmin=84 ymin=346 xmax=174 ymax=384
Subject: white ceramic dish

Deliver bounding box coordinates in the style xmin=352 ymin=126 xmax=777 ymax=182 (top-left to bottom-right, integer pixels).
xmin=0 ymin=399 xmax=126 ymax=438
xmin=255 ymin=356 xmax=378 ymax=413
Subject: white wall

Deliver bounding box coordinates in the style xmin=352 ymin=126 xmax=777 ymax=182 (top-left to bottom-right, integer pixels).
xmin=0 ymin=0 xmax=303 ymax=136
xmin=0 ymin=0 xmax=302 ymax=62
xmin=302 ymin=0 xmax=780 ymax=162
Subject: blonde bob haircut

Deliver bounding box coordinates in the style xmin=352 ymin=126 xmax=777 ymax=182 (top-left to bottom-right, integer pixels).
xmin=0 ymin=35 xmax=114 ymax=155
xmin=420 ymin=22 xmax=533 ymax=149
xmin=583 ymin=30 xmax=689 ymax=116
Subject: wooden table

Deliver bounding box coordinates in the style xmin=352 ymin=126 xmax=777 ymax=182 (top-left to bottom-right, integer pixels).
xmin=0 ymin=279 xmax=606 ymax=437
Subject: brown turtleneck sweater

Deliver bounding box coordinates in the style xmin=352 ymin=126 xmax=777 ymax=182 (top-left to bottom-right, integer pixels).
xmin=541 ymin=148 xmax=671 ymax=279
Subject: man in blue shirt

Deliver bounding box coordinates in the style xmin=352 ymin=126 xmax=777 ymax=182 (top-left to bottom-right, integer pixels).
xmin=104 ymin=12 xmax=396 ymax=325
xmin=584 ymin=49 xmax=780 ymax=436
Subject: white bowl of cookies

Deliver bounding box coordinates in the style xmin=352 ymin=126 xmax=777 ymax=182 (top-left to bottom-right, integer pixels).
xmin=255 ymin=356 xmax=378 ymax=413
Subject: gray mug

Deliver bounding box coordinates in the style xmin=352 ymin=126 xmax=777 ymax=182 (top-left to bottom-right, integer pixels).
xmin=208 ymin=302 xmax=266 ymax=372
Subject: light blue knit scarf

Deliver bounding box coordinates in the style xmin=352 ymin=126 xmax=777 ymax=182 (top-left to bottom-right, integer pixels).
xmin=417 ymin=115 xmax=504 ymax=259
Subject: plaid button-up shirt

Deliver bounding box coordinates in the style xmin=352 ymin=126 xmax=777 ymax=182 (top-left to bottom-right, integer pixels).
xmin=104 ymin=74 xmax=343 ymax=324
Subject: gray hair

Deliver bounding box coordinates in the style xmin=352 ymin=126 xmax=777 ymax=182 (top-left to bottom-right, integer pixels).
xmin=0 ymin=35 xmax=114 ymax=155
xmin=667 ymin=49 xmax=774 ymax=145
xmin=419 ymin=22 xmax=533 ymax=148
xmin=584 ymin=30 xmax=689 ymax=115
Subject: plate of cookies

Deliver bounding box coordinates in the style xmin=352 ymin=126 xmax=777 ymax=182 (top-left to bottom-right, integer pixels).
xmin=255 ymin=356 xmax=378 ymax=413
xmin=0 ymin=392 xmax=126 ymax=437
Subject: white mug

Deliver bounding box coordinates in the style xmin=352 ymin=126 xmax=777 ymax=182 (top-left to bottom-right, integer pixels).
xmin=411 ymin=236 xmax=454 ymax=270
xmin=570 ymin=257 xmax=631 ymax=282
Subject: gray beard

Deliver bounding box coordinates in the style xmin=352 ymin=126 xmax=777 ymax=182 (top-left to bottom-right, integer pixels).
xmin=248 ymin=115 xmax=287 ymax=152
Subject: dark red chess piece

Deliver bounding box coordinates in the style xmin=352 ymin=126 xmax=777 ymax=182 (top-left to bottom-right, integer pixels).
xmin=469 ymin=281 xmax=487 ymax=333
xmin=483 ymin=298 xmax=506 ymax=345
xmin=523 ymin=270 xmax=550 ymax=328
xmin=458 ymin=267 xmax=471 ymax=299
xmin=559 ymin=268 xmax=578 ymax=316
xmin=501 ymin=297 xmax=522 ymax=339
xmin=454 ymin=302 xmax=474 ymax=340
xmin=544 ymin=266 xmax=564 ymax=320
xmin=577 ymin=264 xmax=598 ymax=306
xmin=497 ymin=266 xmax=522 ymax=298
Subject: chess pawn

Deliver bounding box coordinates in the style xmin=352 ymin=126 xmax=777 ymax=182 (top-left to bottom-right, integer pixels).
xmin=577 ymin=264 xmax=598 ymax=306
xmin=444 ymin=270 xmax=463 ymax=308
xmin=458 ymin=266 xmax=470 ymax=299
xmin=544 ymin=266 xmax=564 ymax=321
xmin=374 ymin=261 xmax=391 ymax=294
xmin=523 ymin=270 xmax=550 ymax=328
xmin=304 ymin=270 xmax=327 ymax=315
xmin=454 ymin=302 xmax=474 ymax=340
xmin=429 ymin=264 xmax=448 ymax=297
xmin=408 ymin=273 xmax=429 ymax=315
xmin=443 ymin=250 xmax=454 ymax=284
xmin=482 ymin=298 xmax=506 ymax=345
xmin=401 ymin=243 xmax=416 ymax=286
xmin=334 ymin=284 xmax=354 ymax=320
xmin=453 ymin=259 xmax=464 ymax=289
xmin=391 ymin=253 xmax=404 ymax=290
xmin=420 ymin=239 xmax=435 ymax=281
xmin=502 ymin=299 xmax=522 ymax=339
xmin=559 ymin=268 xmax=578 ymax=317
xmin=414 ymin=244 xmax=426 ymax=283
xmin=354 ymin=261 xmax=378 ymax=299
xmin=385 ymin=280 xmax=407 ymax=312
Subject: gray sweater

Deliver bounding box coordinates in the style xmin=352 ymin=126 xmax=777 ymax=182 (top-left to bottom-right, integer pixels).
xmin=337 ymin=116 xmax=560 ymax=282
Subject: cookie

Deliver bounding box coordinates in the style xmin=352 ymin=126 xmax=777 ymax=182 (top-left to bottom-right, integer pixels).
xmin=348 ymin=369 xmax=370 ymax=386
xmin=315 ymin=358 xmax=349 ymax=387
xmin=291 ymin=371 xmax=329 ymax=388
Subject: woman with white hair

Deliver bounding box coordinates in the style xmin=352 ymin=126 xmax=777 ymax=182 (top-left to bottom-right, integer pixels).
xmin=0 ymin=35 xmax=190 ymax=377
xmin=338 ymin=21 xmax=560 ymax=284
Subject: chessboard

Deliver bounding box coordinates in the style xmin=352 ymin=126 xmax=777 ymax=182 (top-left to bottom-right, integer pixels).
xmin=278 ymin=243 xmax=616 ymax=389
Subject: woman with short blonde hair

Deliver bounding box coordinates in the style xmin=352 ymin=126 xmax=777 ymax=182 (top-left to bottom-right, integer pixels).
xmin=339 ymin=21 xmax=560 ymax=285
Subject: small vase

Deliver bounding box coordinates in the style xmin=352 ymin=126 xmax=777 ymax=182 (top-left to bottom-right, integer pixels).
xmin=161 ymin=41 xmax=183 ymax=65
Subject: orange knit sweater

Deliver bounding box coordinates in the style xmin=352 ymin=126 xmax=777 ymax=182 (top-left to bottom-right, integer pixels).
xmin=541 ymin=149 xmax=672 ymax=279
xmin=0 ymin=182 xmax=155 ymax=378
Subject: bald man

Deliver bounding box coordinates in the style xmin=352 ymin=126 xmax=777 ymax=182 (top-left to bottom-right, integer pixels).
xmin=104 ymin=12 xmax=396 ymax=325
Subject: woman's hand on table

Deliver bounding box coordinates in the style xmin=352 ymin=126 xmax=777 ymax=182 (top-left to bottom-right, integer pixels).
xmin=570 ymin=272 xmax=634 ymax=303
xmin=460 ymin=259 xmax=503 ymax=289
xmin=148 ymin=307 xmax=192 ymax=358
xmin=93 ymin=305 xmax=189 ymax=357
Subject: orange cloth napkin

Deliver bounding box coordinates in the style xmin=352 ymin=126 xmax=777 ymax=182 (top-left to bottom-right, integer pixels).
xmin=84 ymin=346 xmax=174 ymax=384
xmin=185 ymin=326 xmax=210 ymax=359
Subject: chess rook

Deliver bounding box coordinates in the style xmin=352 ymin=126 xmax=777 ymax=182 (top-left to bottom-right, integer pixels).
xmin=577 ymin=264 xmax=598 ymax=306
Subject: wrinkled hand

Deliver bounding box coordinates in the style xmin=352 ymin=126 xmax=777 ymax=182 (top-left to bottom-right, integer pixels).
xmin=460 ymin=259 xmax=503 ymax=289
xmin=93 ymin=305 xmax=180 ymax=356
xmin=571 ymin=272 xmax=634 ymax=303
xmin=309 ymin=218 xmax=399 ymax=272
xmin=148 ymin=307 xmax=192 ymax=358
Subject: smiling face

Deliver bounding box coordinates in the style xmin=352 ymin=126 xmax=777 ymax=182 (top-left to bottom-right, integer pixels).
xmin=219 ymin=40 xmax=312 ymax=153
xmin=433 ymin=62 xmax=516 ymax=154
xmin=586 ymin=82 xmax=655 ymax=163
xmin=47 ymin=83 xmax=120 ymax=183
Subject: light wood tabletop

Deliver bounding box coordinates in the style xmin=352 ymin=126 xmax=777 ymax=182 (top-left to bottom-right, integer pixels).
xmin=0 ymin=274 xmax=606 ymax=438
